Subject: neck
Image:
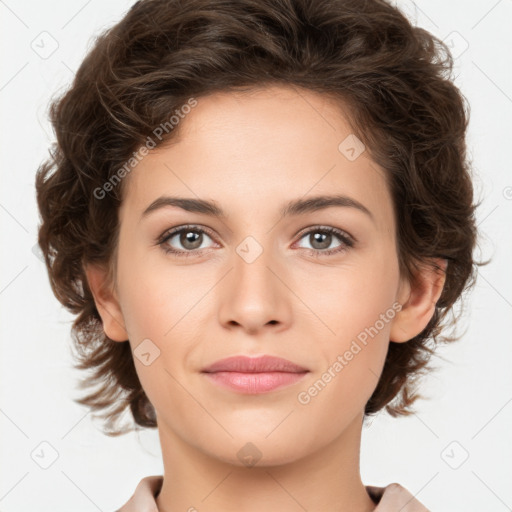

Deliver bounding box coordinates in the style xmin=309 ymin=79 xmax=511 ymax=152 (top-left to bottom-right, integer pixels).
xmin=155 ymin=412 xmax=376 ymax=512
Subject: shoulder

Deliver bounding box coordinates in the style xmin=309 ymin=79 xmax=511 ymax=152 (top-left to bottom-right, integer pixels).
xmin=365 ymin=482 xmax=430 ymax=511
xmin=115 ymin=475 xmax=163 ymax=512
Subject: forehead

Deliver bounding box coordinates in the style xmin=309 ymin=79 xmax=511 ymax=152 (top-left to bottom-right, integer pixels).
xmin=173 ymin=85 xmax=356 ymax=149
xmin=119 ymin=85 xmax=393 ymax=230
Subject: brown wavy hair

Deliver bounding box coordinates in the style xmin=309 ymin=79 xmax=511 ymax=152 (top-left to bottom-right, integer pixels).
xmin=35 ymin=0 xmax=484 ymax=436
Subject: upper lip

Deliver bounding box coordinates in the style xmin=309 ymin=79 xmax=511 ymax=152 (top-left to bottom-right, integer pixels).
xmin=201 ymin=355 xmax=308 ymax=373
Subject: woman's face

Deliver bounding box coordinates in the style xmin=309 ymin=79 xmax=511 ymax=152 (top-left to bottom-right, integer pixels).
xmin=99 ymin=85 xmax=411 ymax=465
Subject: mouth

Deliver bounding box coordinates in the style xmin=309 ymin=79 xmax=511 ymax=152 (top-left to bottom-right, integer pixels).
xmin=201 ymin=355 xmax=309 ymax=394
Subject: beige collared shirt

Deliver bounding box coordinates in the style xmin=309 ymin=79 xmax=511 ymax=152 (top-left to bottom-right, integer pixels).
xmin=115 ymin=475 xmax=430 ymax=511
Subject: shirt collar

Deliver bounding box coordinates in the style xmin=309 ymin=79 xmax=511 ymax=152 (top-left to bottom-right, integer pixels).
xmin=116 ymin=475 xmax=429 ymax=512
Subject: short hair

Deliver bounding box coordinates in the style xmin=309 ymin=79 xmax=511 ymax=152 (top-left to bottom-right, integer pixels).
xmin=35 ymin=0 xmax=482 ymax=435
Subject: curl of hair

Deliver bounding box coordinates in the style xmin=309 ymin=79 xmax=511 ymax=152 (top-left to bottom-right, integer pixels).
xmin=35 ymin=0 xmax=484 ymax=435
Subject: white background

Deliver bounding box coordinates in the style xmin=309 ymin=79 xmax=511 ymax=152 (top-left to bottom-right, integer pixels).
xmin=0 ymin=0 xmax=511 ymax=510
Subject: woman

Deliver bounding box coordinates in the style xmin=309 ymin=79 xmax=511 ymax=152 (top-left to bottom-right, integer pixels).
xmin=35 ymin=0 xmax=479 ymax=510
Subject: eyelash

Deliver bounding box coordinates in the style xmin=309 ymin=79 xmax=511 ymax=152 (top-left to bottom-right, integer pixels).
xmin=156 ymin=224 xmax=355 ymax=258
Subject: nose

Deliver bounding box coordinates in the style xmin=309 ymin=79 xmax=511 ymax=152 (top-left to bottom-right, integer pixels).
xmin=217 ymin=244 xmax=292 ymax=335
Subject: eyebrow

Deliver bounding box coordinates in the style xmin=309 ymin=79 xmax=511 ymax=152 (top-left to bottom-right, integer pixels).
xmin=141 ymin=194 xmax=374 ymax=221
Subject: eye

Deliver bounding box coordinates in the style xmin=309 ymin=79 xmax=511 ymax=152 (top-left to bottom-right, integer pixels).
xmin=294 ymin=226 xmax=354 ymax=257
xmin=157 ymin=224 xmax=355 ymax=258
xmin=157 ymin=225 xmax=218 ymax=257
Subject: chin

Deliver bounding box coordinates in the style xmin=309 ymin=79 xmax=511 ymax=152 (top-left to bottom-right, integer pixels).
xmin=201 ymin=435 xmax=309 ymax=469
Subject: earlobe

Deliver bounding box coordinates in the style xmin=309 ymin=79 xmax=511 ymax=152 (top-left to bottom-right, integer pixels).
xmin=83 ymin=263 xmax=129 ymax=342
xmin=390 ymin=258 xmax=447 ymax=343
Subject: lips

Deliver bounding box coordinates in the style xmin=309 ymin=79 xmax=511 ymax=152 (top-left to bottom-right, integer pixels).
xmin=201 ymin=355 xmax=309 ymax=394
xmin=201 ymin=355 xmax=308 ymax=373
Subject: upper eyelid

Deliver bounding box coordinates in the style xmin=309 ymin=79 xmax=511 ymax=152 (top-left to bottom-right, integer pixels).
xmin=295 ymin=224 xmax=354 ymax=241
xmin=159 ymin=224 xmax=216 ymax=240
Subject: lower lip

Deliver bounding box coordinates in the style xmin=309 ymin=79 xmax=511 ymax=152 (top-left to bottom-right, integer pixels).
xmin=203 ymin=371 xmax=308 ymax=394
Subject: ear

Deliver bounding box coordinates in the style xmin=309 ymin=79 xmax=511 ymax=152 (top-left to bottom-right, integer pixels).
xmin=83 ymin=262 xmax=129 ymax=342
xmin=390 ymin=258 xmax=447 ymax=343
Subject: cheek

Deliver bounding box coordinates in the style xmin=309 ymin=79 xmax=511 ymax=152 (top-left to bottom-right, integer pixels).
xmin=116 ymin=262 xmax=201 ymax=420
xmin=116 ymin=256 xmax=214 ymax=402
xmin=294 ymin=271 xmax=396 ymax=434
xmin=298 ymin=251 xmax=399 ymax=391
xmin=118 ymin=249 xmax=210 ymax=341
xmin=302 ymin=250 xmax=399 ymax=340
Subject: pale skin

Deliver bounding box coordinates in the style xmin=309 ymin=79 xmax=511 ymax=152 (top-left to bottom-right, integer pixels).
xmin=85 ymin=85 xmax=446 ymax=512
